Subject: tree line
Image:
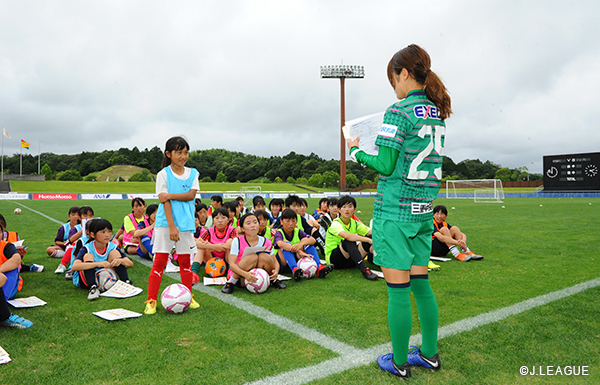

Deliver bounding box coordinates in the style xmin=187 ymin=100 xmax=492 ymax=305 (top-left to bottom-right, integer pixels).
xmin=4 ymin=147 xmax=541 ymax=187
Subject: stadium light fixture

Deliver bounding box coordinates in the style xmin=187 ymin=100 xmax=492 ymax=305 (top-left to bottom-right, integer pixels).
xmin=320 ymin=64 xmax=364 ymax=191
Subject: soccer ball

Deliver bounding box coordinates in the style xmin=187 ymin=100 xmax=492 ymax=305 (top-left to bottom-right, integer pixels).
xmin=245 ymin=268 xmax=270 ymax=294
xmin=95 ymin=268 xmax=118 ymax=292
xmin=14 ymin=208 xmax=21 ymax=215
xmin=298 ymin=257 xmax=318 ymax=279
xmin=161 ymin=283 xmax=192 ymax=314
xmin=205 ymin=257 xmax=227 ymax=278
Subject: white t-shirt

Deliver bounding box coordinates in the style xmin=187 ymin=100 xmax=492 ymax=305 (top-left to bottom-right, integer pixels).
xmin=155 ymin=166 xmax=200 ymax=195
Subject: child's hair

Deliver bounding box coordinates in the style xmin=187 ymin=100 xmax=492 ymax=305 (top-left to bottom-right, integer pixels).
xmin=281 ymin=208 xmax=297 ymax=221
xmin=235 ymin=196 xmax=244 ymax=204
xmin=91 ymin=218 xmax=113 ymax=234
xmin=211 ymin=195 xmax=223 ymax=204
xmin=195 ymin=197 xmax=202 ymax=206
xmin=269 ymin=198 xmax=284 ymax=209
xmin=195 ymin=212 xmax=200 ymax=221
xmin=224 ymin=201 xmax=238 ymax=213
xmin=319 ymin=197 xmax=329 ymax=207
xmin=69 ymin=206 xmax=80 ymax=215
xmin=212 ymin=207 xmax=230 ymax=219
xmin=161 ymin=136 xmax=190 ymax=168
xmin=239 ymin=213 xmax=258 ymax=228
xmin=299 ymin=198 xmax=308 ymax=207
xmin=337 ymin=195 xmax=357 ymax=209
xmin=328 ymin=197 xmax=339 ymax=207
xmin=79 ymin=206 xmax=94 ymax=217
xmin=146 ymin=204 xmax=159 ymax=217
xmin=284 ymin=195 xmax=302 ymax=208
xmin=252 ymin=196 xmax=266 ymax=208
xmin=387 ymin=44 xmax=452 ymax=120
xmin=196 ymin=203 xmax=208 ymax=212
xmin=131 ymin=197 xmax=146 ymax=210
xmin=0 ymin=214 xmax=6 ymax=232
xmin=84 ymin=218 xmax=100 ymax=243
xmin=433 ymin=205 xmax=448 ymax=215
xmin=254 ymin=210 xmax=270 ymax=222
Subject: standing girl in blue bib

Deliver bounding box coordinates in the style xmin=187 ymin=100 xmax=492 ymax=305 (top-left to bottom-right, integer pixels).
xmin=145 ymin=136 xmax=201 ymax=315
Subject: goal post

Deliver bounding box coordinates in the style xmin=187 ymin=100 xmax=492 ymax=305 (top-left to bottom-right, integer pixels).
xmin=445 ymin=179 xmax=504 ymax=203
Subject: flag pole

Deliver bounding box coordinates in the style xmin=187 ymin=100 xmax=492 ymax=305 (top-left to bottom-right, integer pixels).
xmin=1 ymin=129 xmax=3 ymax=181
xmin=38 ymin=140 xmax=40 ymax=175
xmin=20 ymin=145 xmax=22 ymax=176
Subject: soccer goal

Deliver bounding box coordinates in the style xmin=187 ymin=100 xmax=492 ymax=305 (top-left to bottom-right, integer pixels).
xmin=445 ymin=179 xmax=504 ymax=203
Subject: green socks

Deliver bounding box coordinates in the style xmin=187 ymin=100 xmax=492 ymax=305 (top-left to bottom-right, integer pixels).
xmin=411 ymin=275 xmax=439 ymax=357
xmin=387 ymin=283 xmax=412 ymax=366
xmin=192 ymin=262 xmax=202 ymax=275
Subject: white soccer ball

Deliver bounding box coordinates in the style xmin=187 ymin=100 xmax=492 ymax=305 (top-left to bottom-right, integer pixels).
xmin=14 ymin=208 xmax=21 ymax=214
xmin=246 ymin=268 xmax=270 ymax=294
xmin=95 ymin=268 xmax=118 ymax=292
xmin=161 ymin=283 xmax=192 ymax=314
xmin=297 ymin=257 xmax=318 ymax=279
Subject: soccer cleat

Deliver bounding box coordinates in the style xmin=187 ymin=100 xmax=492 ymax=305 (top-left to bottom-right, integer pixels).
xmin=465 ymin=251 xmax=483 ymax=261
xmin=317 ymin=263 xmax=334 ymax=278
xmin=192 ymin=272 xmax=200 ymax=285
xmin=65 ymin=270 xmax=74 ymax=280
xmin=270 ymin=279 xmax=287 ymax=289
xmin=189 ymin=296 xmax=200 ymax=309
xmin=362 ymin=267 xmax=378 ymax=281
xmin=428 ymin=261 xmax=440 ymax=271
xmin=292 ymin=267 xmax=303 ymax=282
xmin=407 ymin=345 xmax=441 ymax=371
xmin=87 ymin=285 xmax=100 ymax=301
xmin=221 ymin=282 xmax=235 ymax=294
xmin=1 ymin=314 xmax=33 ymax=329
xmin=54 ymin=264 xmax=66 ymax=274
xmin=30 ymin=264 xmax=44 ymax=273
xmin=455 ymin=253 xmax=471 ymax=262
xmin=144 ymin=299 xmax=157 ymax=315
xmin=377 ymin=353 xmax=411 ymax=379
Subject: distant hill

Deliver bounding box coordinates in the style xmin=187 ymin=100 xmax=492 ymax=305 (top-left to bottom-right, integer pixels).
xmin=92 ymin=165 xmax=154 ymax=182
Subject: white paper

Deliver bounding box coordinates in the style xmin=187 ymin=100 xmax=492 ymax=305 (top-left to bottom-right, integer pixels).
xmin=93 ymin=308 xmax=143 ymax=321
xmin=371 ymin=269 xmax=384 ymax=278
xmin=203 ymin=276 xmax=227 ymax=286
xmin=0 ymin=346 xmax=10 ymax=364
xmin=165 ymin=260 xmax=180 ymax=273
xmin=11 ymin=239 xmax=24 ymax=247
xmin=242 ymin=245 xmax=270 ymax=257
xmin=7 ymin=296 xmax=47 ymax=308
xmin=344 ymin=111 xmax=385 ymax=157
xmin=277 ymin=274 xmax=291 ymax=281
xmin=430 ymin=256 xmax=452 ymax=262
xmin=100 ymin=280 xmax=143 ymax=298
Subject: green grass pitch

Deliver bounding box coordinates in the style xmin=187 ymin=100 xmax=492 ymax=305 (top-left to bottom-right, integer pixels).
xmin=0 ymin=196 xmax=598 ymax=384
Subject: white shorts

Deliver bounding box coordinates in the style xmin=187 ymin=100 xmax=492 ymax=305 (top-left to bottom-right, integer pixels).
xmin=151 ymin=227 xmax=197 ymax=255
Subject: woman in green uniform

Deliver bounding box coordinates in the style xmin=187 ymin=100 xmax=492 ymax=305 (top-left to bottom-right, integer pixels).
xmin=348 ymin=44 xmax=452 ymax=379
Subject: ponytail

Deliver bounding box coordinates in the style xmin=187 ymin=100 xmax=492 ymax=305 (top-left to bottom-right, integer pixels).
xmin=388 ymin=44 xmax=452 ymax=120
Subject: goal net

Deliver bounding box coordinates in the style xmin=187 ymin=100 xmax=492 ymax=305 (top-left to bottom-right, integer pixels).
xmin=445 ymin=179 xmax=504 ymax=203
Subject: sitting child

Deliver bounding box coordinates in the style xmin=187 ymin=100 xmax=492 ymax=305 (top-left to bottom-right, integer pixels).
xmin=47 ymin=206 xmax=79 ymax=259
xmin=312 ymin=198 xmax=329 ymax=220
xmin=274 ymin=209 xmax=334 ymax=281
xmin=0 ymin=219 xmax=23 ymax=300
xmin=324 ymin=195 xmax=377 ymax=281
xmin=195 ymin=203 xmax=210 ymax=229
xmin=122 ymin=197 xmax=147 ymax=255
xmin=71 ymin=219 xmax=133 ymax=301
xmin=54 ymin=206 xmax=95 ymax=275
xmin=221 ymin=213 xmax=285 ymax=294
xmin=252 ymin=196 xmax=267 ymax=214
xmin=0 ymin=214 xmax=42 ymax=274
xmin=255 ymin=210 xmax=274 ymax=242
xmin=318 ymin=197 xmax=339 ymax=240
xmin=191 ymin=207 xmax=238 ymax=284
xmin=268 ymin=198 xmax=284 ymax=223
xmin=133 ymin=204 xmax=158 ymax=260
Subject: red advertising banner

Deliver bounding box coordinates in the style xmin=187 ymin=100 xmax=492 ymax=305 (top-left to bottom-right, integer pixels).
xmin=32 ymin=194 xmax=78 ymax=200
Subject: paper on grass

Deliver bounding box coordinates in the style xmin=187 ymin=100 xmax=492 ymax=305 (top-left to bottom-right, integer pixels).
xmin=7 ymin=296 xmax=47 ymax=308
xmin=165 ymin=260 xmax=180 ymax=273
xmin=0 ymin=346 xmax=10 ymax=364
xmin=430 ymin=256 xmax=452 ymax=262
xmin=100 ymin=280 xmax=143 ymax=298
xmin=203 ymin=276 xmax=227 ymax=286
xmin=93 ymin=308 xmax=142 ymax=321
xmin=344 ymin=111 xmax=385 ymax=157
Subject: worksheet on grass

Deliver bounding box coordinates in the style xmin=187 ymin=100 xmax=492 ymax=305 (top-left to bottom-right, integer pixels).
xmin=93 ymin=308 xmax=143 ymax=321
xmin=344 ymin=111 xmax=385 ymax=157
xmin=7 ymin=296 xmax=47 ymax=308
xmin=0 ymin=346 xmax=10 ymax=364
xmin=100 ymin=280 xmax=143 ymax=298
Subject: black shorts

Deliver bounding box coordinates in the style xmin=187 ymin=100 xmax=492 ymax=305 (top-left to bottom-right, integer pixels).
xmin=329 ymin=244 xmax=359 ymax=269
xmin=431 ymin=238 xmax=450 ymax=257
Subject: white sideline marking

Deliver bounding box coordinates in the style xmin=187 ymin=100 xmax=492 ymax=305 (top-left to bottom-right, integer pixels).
xmin=23 ymin=205 xmax=600 ymax=384
xmin=11 ymin=201 xmax=63 ymax=224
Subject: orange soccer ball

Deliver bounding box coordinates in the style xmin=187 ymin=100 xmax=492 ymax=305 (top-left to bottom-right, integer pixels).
xmin=205 ymin=257 xmax=227 ymax=278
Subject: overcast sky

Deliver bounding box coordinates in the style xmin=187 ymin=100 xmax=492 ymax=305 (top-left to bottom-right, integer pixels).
xmin=1 ymin=0 xmax=599 ymax=174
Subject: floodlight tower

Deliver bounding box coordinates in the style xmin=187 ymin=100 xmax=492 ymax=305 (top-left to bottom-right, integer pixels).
xmin=320 ymin=64 xmax=364 ymax=191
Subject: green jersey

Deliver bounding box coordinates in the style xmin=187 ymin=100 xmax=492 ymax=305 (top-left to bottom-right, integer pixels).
xmin=353 ymin=90 xmax=446 ymax=222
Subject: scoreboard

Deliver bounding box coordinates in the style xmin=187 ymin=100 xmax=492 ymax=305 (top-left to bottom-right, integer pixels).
xmin=543 ymin=152 xmax=600 ymax=191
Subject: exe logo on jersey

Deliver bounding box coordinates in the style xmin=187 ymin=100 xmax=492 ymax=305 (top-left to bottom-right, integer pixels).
xmin=414 ymin=105 xmax=440 ymax=120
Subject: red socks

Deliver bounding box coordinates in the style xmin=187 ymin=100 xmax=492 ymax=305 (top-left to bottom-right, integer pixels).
xmin=147 ymin=253 xmax=193 ymax=301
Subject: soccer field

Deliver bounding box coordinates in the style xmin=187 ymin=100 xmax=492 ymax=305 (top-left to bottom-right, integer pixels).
xmin=0 ymin=197 xmax=598 ymax=384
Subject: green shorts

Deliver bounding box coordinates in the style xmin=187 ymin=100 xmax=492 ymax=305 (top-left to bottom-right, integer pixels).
xmin=372 ymin=219 xmax=433 ymax=270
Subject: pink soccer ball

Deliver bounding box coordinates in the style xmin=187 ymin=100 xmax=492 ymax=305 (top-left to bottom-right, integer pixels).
xmin=160 ymin=283 xmax=192 ymax=314
xmin=297 ymin=257 xmax=318 ymax=279
xmin=245 ymin=268 xmax=270 ymax=294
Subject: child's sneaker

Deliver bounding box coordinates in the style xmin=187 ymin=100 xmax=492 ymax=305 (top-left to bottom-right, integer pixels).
xmin=270 ymin=279 xmax=287 ymax=289
xmin=456 ymin=253 xmax=471 ymax=262
xmin=87 ymin=285 xmax=100 ymax=301
xmin=317 ymin=263 xmax=334 ymax=278
xmin=65 ymin=270 xmax=74 ymax=280
xmin=1 ymin=314 xmax=33 ymax=329
xmin=377 ymin=353 xmax=411 ymax=379
xmin=362 ymin=267 xmax=378 ymax=281
xmin=292 ymin=267 xmax=303 ymax=282
xmin=189 ymin=296 xmax=200 ymax=309
xmin=428 ymin=261 xmax=441 ymax=271
xmin=407 ymin=346 xmax=441 ymax=371
xmin=30 ymin=264 xmax=44 ymax=273
xmin=192 ymin=272 xmax=200 ymax=285
xmin=144 ymin=299 xmax=157 ymax=315
xmin=54 ymin=264 xmax=66 ymax=274
xmin=221 ymin=282 xmax=235 ymax=294
xmin=465 ymin=251 xmax=483 ymax=261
